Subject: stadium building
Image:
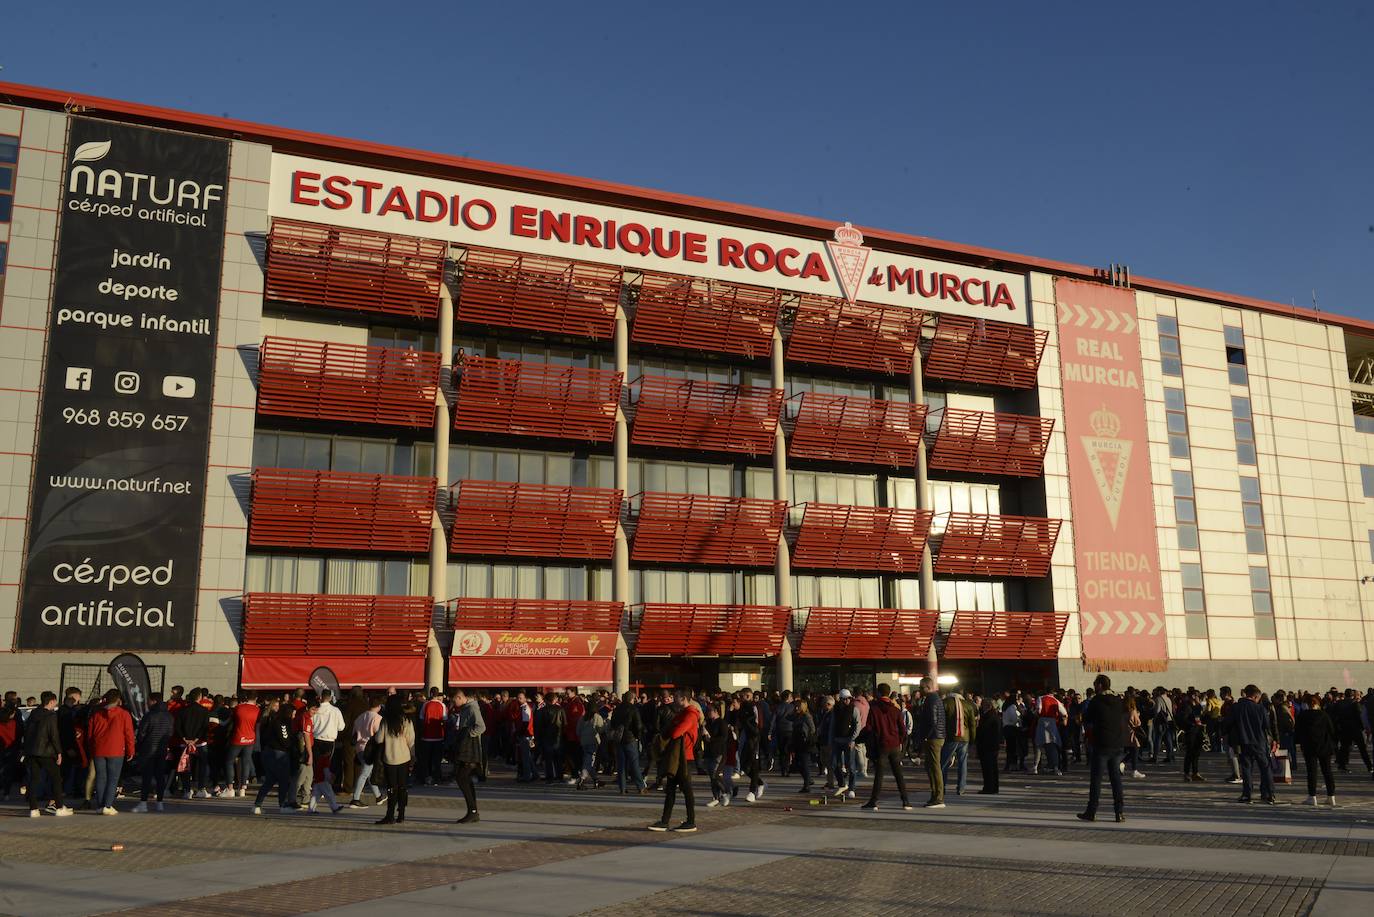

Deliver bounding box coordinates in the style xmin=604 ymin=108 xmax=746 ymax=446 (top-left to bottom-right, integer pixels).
xmin=2 ymin=81 xmax=1373 ymax=699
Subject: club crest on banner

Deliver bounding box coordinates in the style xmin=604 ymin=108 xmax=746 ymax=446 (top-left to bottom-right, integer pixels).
xmin=826 ymin=222 xmax=871 ymax=304
xmin=1082 ymin=405 xmax=1132 ymax=529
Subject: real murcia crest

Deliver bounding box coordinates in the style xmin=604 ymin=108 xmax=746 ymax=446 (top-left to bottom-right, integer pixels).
xmin=585 ymin=634 xmax=601 ymax=655
xmin=826 ymin=222 xmax=870 ymax=305
xmin=1082 ymin=405 xmax=1132 ymax=528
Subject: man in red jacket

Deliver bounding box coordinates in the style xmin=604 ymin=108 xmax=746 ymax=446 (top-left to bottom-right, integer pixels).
xmin=649 ymin=692 xmax=701 ymax=834
xmin=862 ymin=684 xmax=912 ymax=811
xmin=88 ymin=690 xmax=135 ymax=815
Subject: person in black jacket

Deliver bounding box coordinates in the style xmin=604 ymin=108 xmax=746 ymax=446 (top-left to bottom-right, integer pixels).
xmin=1333 ymin=689 xmax=1372 ymax=774
xmin=1296 ymin=692 xmax=1337 ymax=806
xmin=1232 ymin=685 xmax=1277 ymax=804
xmin=175 ymin=688 xmax=212 ymax=797
xmin=133 ymin=695 xmax=174 ymax=813
xmin=975 ymin=698 xmax=1002 ymax=795
xmin=1078 ymin=674 xmax=1127 ymax=823
xmin=609 ymin=691 xmax=645 ymax=794
xmin=25 ymin=692 xmax=71 ymax=816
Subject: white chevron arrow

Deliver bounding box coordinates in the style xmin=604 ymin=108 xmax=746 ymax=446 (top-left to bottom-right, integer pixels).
xmin=1115 ymin=610 xmax=1132 ymax=633
xmin=1105 ymin=310 xmax=1120 ymax=332
xmin=1057 ymin=302 xmax=1070 ymax=325
xmin=1090 ymin=306 xmax=1105 ymax=330
xmin=1095 ymin=611 xmax=1112 ymax=635
xmin=1131 ymin=610 xmax=1145 ymax=635
xmin=1082 ymin=613 xmax=1097 ymax=636
xmin=1074 ymin=303 xmax=1090 ymax=327
xmin=1123 ymin=312 xmax=1136 ymax=334
xmin=1148 ymin=613 xmax=1164 ymax=636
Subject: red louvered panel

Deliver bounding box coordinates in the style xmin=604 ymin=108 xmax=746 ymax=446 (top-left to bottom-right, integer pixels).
xmin=635 ymin=604 xmax=791 ymax=656
xmin=789 ymin=392 xmax=927 ymax=467
xmin=454 ymin=356 xmax=622 ymax=443
xmin=264 ymin=219 xmax=444 ymax=320
xmin=928 ymin=408 xmax=1054 ymax=478
xmin=923 ymin=315 xmax=1048 ymax=389
xmin=785 ymin=296 xmax=924 ymax=374
xmin=933 ymin=512 xmax=1061 ymax=577
xmin=633 ymin=272 xmax=781 ymax=358
xmin=456 ymin=247 xmax=620 ymax=340
xmin=449 ymin=480 xmax=622 ymax=560
xmin=792 ymin=504 xmax=934 ymax=572
xmin=447 ymin=599 xmax=624 ymax=632
xmin=942 ymin=611 xmax=1069 ymax=659
xmin=797 ymin=607 xmax=939 ymax=659
xmin=241 ymin=594 xmax=431 ymax=657
xmin=631 ymin=492 xmax=786 ymax=566
xmin=631 ymin=375 xmax=782 ymax=456
xmin=249 ymin=468 xmax=435 ymax=553
xmin=257 ymin=337 xmax=440 ymax=428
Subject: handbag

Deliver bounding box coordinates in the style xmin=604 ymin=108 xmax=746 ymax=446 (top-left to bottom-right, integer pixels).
xmin=362 ymin=732 xmax=381 ymax=767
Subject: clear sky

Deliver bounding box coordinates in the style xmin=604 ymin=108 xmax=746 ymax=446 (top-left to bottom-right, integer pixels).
xmin=4 ymin=2 xmax=1371 ymax=318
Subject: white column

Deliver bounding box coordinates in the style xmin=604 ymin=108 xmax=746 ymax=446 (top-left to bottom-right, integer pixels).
xmin=910 ymin=339 xmax=938 ymax=682
xmin=426 ymin=282 xmax=455 ymax=690
xmin=773 ymin=330 xmax=794 ymax=691
xmin=613 ymin=303 xmax=631 ymax=694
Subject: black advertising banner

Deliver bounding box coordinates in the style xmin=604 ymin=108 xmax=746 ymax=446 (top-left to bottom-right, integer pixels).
xmin=309 ymin=666 xmax=342 ymax=700
xmin=16 ymin=119 xmax=229 ymax=651
xmin=108 ymin=652 xmax=153 ymax=720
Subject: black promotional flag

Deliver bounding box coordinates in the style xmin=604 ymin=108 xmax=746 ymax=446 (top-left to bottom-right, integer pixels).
xmin=107 ymin=652 xmax=152 ymax=720
xmin=309 ymin=666 xmax=341 ymax=699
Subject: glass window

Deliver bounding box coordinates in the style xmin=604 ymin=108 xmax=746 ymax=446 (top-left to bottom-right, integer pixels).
xmin=1255 ymin=615 xmax=1276 ymax=639
xmin=1242 ymin=503 xmax=1263 ymax=527
xmin=1356 ymin=414 xmax=1374 ymax=434
xmin=1228 ymin=363 xmax=1249 ymax=386
xmin=1362 ymin=466 xmax=1374 ymax=499
xmin=1171 ymin=470 xmax=1193 ymax=497
xmin=1167 ymin=413 xmax=1188 ymax=435
xmin=1180 ymin=563 xmax=1203 ymax=589
xmin=1183 ymin=589 xmax=1206 ymax=613
xmin=302 ymin=436 xmax=331 ymax=471
xmin=1178 ymin=524 xmax=1199 ymax=551
xmin=332 ymin=440 xmax=361 ymax=473
xmin=1231 ymin=396 xmax=1252 ymax=419
xmin=1237 ymin=442 xmax=1257 ymax=465
xmin=1252 ymin=591 xmax=1273 ymax=614
xmin=1233 ymin=419 xmax=1254 ymax=442
xmin=1169 ymin=434 xmax=1190 ymax=459
xmin=1161 ymin=356 xmax=1182 ymax=376
xmin=1369 ymin=530 xmax=1374 ymax=563
xmin=1164 ymin=388 xmax=1186 ymax=412
xmin=0 ymin=136 xmax=14 ymax=225
xmin=1185 ymin=614 xmax=1209 ymax=638
xmin=1157 ymin=318 xmax=1182 ymax=377
xmin=360 ymin=441 xmax=391 ymax=474
xmin=1246 ymin=528 xmax=1266 ymax=555
xmin=1240 ymin=476 xmax=1261 ymax=502
xmin=1159 ymin=336 xmax=1180 ymax=356
xmin=1174 ymin=497 xmax=1196 ymax=524
xmin=1249 ymin=566 xmax=1270 ymax=590
xmin=1157 ymin=316 xmax=1178 ymax=336
xmin=1224 ymin=326 xmax=1245 ymax=349
xmin=252 ymin=433 xmax=278 ymax=468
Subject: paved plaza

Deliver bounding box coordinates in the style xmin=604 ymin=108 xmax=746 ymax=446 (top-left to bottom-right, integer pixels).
xmin=1 ymin=754 xmax=1372 ymax=916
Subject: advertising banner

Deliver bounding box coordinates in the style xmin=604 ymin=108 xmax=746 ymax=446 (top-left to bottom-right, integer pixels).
xmin=107 ymin=652 xmax=152 ymax=720
xmin=308 ymin=665 xmax=342 ymax=699
xmin=449 ymin=629 xmax=617 ymax=686
xmin=269 ymin=153 xmax=1029 ymax=322
xmin=16 ymin=119 xmax=229 ymax=651
xmin=1055 ymin=279 xmax=1167 ymax=671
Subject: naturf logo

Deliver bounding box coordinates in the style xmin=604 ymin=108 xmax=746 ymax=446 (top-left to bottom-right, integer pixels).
xmin=453 ymin=630 xmax=493 ymax=656
xmin=1082 ymin=405 xmax=1132 ymax=529
xmin=68 ymin=140 xmax=224 ymax=211
xmin=826 ymin=222 xmax=871 ymax=304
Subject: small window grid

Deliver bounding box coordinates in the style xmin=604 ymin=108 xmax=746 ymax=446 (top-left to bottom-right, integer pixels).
xmin=1363 ymin=465 xmax=1374 ymax=499
xmin=1172 ymin=469 xmax=1199 ymax=551
xmin=1165 ymin=387 xmax=1190 ymax=459
xmin=1241 ymin=476 xmax=1266 ymax=555
xmin=0 ymin=135 xmax=17 ymax=223
xmin=1157 ymin=315 xmax=1182 ymax=376
xmin=1232 ymin=394 xmax=1257 ymax=465
xmin=1224 ymin=325 xmax=1248 ymax=386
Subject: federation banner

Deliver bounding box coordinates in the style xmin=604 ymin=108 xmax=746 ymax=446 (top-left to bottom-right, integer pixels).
xmin=1055 ymin=279 xmax=1167 ymax=671
xmin=449 ymin=629 xmax=617 ymax=686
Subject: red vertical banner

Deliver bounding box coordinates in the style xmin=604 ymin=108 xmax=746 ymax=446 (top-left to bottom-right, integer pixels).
xmin=1055 ymin=279 xmax=1167 ymax=671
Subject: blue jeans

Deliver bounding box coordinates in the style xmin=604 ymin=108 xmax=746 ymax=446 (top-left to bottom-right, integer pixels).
xmin=228 ymin=745 xmax=255 ymax=788
xmin=516 ymin=736 xmax=534 ymax=781
xmin=1239 ymin=743 xmax=1275 ymax=801
xmin=831 ymin=743 xmax=857 ymax=792
xmin=542 ymin=741 xmax=562 ymax=781
xmin=616 ymin=741 xmax=644 ymax=792
xmin=940 ymin=740 xmax=969 ymax=794
xmin=254 ymin=748 xmax=292 ymax=809
xmin=1152 ymin=718 xmax=1175 ymax=761
xmin=94 ymin=757 xmax=124 ymax=810
xmin=352 ymin=760 xmax=383 ymax=801
xmin=139 ymin=754 xmax=168 ymax=802
xmin=1085 ymin=748 xmax=1125 ymax=817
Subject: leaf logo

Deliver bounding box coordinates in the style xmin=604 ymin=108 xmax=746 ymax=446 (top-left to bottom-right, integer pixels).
xmin=71 ymin=140 xmax=111 ymax=163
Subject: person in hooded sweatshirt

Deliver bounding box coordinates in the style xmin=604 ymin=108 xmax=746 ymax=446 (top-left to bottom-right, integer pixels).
xmin=133 ymin=694 xmax=174 ymax=812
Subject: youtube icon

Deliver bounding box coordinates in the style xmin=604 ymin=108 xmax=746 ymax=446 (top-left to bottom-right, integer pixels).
xmin=162 ymin=375 xmax=196 ymax=398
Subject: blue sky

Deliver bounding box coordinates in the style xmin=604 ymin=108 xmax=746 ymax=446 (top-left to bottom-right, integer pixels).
xmin=4 ymin=2 xmax=1371 ymax=318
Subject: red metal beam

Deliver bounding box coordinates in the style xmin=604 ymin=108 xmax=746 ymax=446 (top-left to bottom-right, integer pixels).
xmin=941 ymin=611 xmax=1069 ymax=659
xmin=634 ymin=604 xmax=791 ymax=656
xmin=453 ymin=356 xmax=622 ymax=443
xmin=257 ymin=336 xmax=440 ymax=428
xmin=631 ymin=375 xmax=782 ymax=456
xmin=632 ymin=271 xmax=781 ymax=359
xmin=789 ymin=392 xmax=927 ymax=467
xmin=796 ymin=607 xmax=938 ymax=660
xmin=456 ymin=247 xmax=620 ymax=340
xmin=792 ymin=503 xmax=934 ymax=572
xmin=448 ymin=480 xmax=622 ymax=560
xmin=241 ymin=593 xmax=431 ymax=657
xmin=933 ymin=512 xmax=1062 ymax=578
xmin=631 ymin=492 xmax=786 ymax=566
xmin=446 ymin=598 xmax=624 ymax=632
xmin=249 ymin=467 xmax=435 ymax=553
xmin=923 ymin=315 xmax=1048 ymax=389
xmin=265 ymin=218 xmax=445 ymax=320
xmin=927 ymin=408 xmax=1054 ymax=478
xmin=785 ymin=296 xmax=924 ymax=375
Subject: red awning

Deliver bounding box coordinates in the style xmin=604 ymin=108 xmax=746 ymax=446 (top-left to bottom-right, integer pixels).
xmin=240 ymin=655 xmax=425 ymax=690
xmin=448 ymin=629 xmax=616 ymax=687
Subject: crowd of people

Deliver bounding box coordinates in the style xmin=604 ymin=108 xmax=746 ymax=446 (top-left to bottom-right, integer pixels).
xmin=2 ymin=678 xmax=1372 ymax=832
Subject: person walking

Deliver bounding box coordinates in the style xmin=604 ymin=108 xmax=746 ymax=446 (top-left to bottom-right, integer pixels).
xmin=349 ymin=696 xmax=386 ymax=807
xmin=131 ymin=694 xmax=173 ymax=813
xmin=1001 ymin=696 xmax=1023 ymax=771
xmin=575 ymin=697 xmax=605 ymax=790
xmin=648 ymin=691 xmax=700 ymax=833
xmin=1333 ymin=688 xmax=1373 ymax=775
xmin=451 ymin=687 xmax=485 ymax=824
xmin=1233 ymin=684 xmax=1279 ymax=805
xmin=1124 ymin=694 xmax=1146 ymax=779
xmin=790 ymin=699 xmax=817 ymax=793
xmin=536 ymin=693 xmax=566 ymax=784
xmin=940 ymin=687 xmax=976 ymax=796
xmin=1150 ymin=687 xmax=1176 ymax=765
xmin=87 ymin=690 xmax=135 ymax=815
xmin=1296 ymin=693 xmax=1338 ymax=806
xmin=609 ymin=690 xmax=645 ymax=794
xmin=373 ymin=695 xmax=415 ymax=825
xmin=252 ymin=698 xmax=298 ymax=815
xmin=24 ymin=692 xmax=71 ymax=817
xmin=1078 ymin=674 xmax=1127 ymax=823
xmin=975 ymin=698 xmax=1002 ymax=794
xmin=1030 ymin=691 xmax=1066 ymax=776
xmin=861 ymin=684 xmax=911 ymax=811
xmin=1179 ymin=690 xmax=1206 ymax=781
xmin=914 ymin=679 xmax=946 ymax=809
xmin=828 ymin=689 xmax=860 ymax=800
xmin=513 ymin=691 xmax=537 ymax=783
xmin=736 ymin=689 xmax=767 ymax=803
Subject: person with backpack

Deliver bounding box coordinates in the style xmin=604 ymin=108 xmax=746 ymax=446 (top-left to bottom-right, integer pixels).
xmin=861 ymin=684 xmax=911 ymax=810
xmin=1150 ymin=687 xmax=1176 ymax=765
xmin=608 ymin=690 xmax=645 ymax=794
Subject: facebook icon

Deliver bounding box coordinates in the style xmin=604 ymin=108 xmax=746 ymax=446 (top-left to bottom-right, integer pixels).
xmin=65 ymin=367 xmax=93 ymax=391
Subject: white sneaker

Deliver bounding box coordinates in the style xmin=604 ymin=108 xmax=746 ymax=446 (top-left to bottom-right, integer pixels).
xmin=238 ymin=787 xmax=247 ymax=798
xmin=155 ymin=801 xmax=165 ymax=812
xmin=183 ymin=788 xmax=193 ymax=799
xmin=28 ymin=809 xmax=40 ymax=818
xmin=745 ymin=791 xmax=756 ymax=803
xmin=52 ymin=806 xmax=73 ymax=817
xmin=721 ymin=795 xmax=730 ymax=808
xmin=706 ymin=798 xmax=721 ymax=808
xmin=307 ymin=799 xmax=318 ymax=813
xmin=195 ymin=789 xmax=211 ymax=799
xmin=132 ymin=802 xmax=148 ymax=813
xmin=100 ymin=806 xmax=118 ymax=816
xmin=253 ymin=806 xmax=263 ymax=816
xmin=1305 ymin=795 xmax=1318 ymax=806
xmin=1328 ymin=796 xmax=1338 ymax=807
xmin=757 ymin=783 xmax=766 ymax=799
xmin=846 ymin=790 xmax=856 ymax=799
xmin=832 ymin=786 xmax=846 ymax=798
xmin=1226 ymin=777 xmax=1242 ymax=784
xmin=1118 ymin=762 xmax=1126 ymax=773
xmin=1132 ymin=771 xmax=1147 ymax=779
